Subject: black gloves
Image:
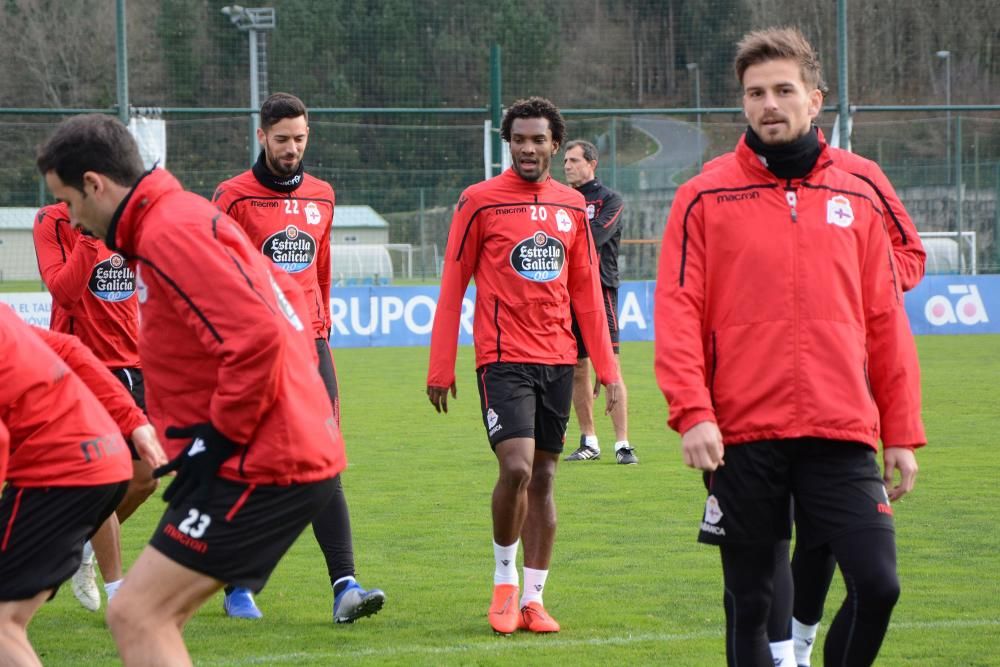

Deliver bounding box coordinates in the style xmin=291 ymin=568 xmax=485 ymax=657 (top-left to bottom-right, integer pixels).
xmin=154 ymin=423 xmax=241 ymax=508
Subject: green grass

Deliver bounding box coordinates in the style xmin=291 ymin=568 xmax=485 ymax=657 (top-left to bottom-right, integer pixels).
xmin=0 ymin=280 xmax=45 ymax=292
xmin=26 ymin=337 xmax=1000 ymax=665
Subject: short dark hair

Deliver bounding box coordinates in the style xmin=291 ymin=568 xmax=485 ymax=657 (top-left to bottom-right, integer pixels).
xmin=734 ymin=26 xmax=826 ymax=93
xmin=500 ymin=97 xmax=566 ymax=146
xmin=36 ymin=114 xmax=144 ymax=191
xmin=260 ymin=92 xmax=308 ymax=130
xmin=564 ymin=140 xmax=598 ymax=163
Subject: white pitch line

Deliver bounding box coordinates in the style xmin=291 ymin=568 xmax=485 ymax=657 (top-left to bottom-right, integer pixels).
xmin=199 ymin=618 xmax=1000 ymax=665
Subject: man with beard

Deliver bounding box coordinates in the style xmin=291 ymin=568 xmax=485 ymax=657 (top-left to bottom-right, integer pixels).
xmin=212 ymin=92 xmax=385 ymax=623
xmin=427 ymin=97 xmax=620 ymax=634
xmin=37 ymin=113 xmax=345 ymax=665
xmin=654 ymin=27 xmax=925 ymax=667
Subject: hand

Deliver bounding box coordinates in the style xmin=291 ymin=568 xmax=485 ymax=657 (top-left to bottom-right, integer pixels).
xmin=427 ymin=382 xmax=457 ymax=414
xmin=883 ymin=447 xmax=918 ymax=501
xmin=680 ymin=421 xmax=725 ymax=471
xmin=154 ymin=423 xmax=240 ymax=508
xmin=601 ymin=382 xmax=620 ymax=416
xmin=130 ymin=423 xmax=168 ymax=468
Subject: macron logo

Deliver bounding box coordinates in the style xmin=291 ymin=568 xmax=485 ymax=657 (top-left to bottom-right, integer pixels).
xmin=188 ymin=438 xmax=207 ymax=457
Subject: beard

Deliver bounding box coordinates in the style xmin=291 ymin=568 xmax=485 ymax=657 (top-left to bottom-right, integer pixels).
xmin=265 ymin=147 xmax=300 ymax=177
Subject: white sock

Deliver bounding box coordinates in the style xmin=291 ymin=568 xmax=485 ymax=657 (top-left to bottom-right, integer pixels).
xmin=520 ymin=567 xmax=548 ymax=606
xmin=614 ymin=440 xmax=631 ymax=452
xmin=769 ymin=639 xmax=796 ymax=666
xmin=793 ymin=618 xmax=820 ymax=666
xmin=81 ymin=541 xmax=94 ymax=565
xmin=493 ymin=540 xmax=518 ymax=586
xmin=583 ymin=435 xmax=599 ymax=451
xmin=104 ymin=579 xmax=122 ymax=600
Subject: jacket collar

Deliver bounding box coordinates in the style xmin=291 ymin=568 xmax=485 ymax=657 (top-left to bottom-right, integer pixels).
xmin=107 ymin=168 xmax=184 ymax=256
xmin=734 ymin=131 xmax=835 ymax=184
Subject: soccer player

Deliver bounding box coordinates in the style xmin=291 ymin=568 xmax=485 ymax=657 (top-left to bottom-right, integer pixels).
xmin=37 ymin=114 xmax=346 ymax=665
xmin=654 ymin=27 xmax=925 ymax=667
xmin=767 ymin=127 xmax=927 ymax=666
xmin=212 ymin=92 xmax=385 ymax=623
xmin=0 ymin=305 xmax=133 ymax=666
xmin=427 ymin=97 xmax=621 ymax=634
xmin=561 ymin=140 xmax=637 ymax=465
xmin=33 ymin=200 xmax=158 ymax=611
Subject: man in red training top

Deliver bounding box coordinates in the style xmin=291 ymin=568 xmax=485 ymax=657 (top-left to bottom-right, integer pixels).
xmin=0 ymin=305 xmax=133 ymax=666
xmin=427 ymin=97 xmax=620 ymax=635
xmin=33 ymin=200 xmax=158 ymax=612
xmin=38 ymin=113 xmax=346 ymax=666
xmin=654 ymin=27 xmax=925 ymax=667
xmin=212 ymin=92 xmax=384 ymax=623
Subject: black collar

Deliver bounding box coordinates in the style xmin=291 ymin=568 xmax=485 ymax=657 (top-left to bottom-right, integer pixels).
xmin=745 ymin=125 xmax=821 ymax=179
xmin=252 ymin=151 xmax=305 ymax=193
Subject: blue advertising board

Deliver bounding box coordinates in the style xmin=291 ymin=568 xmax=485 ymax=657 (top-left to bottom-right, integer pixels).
xmin=4 ymin=276 xmax=998 ymax=346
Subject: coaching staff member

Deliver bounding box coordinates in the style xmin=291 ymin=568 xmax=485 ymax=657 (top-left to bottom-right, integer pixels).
xmin=0 ymin=305 xmax=133 ymax=665
xmin=654 ymin=27 xmax=925 ymax=667
xmin=561 ymin=139 xmax=636 ymax=465
xmin=213 ymin=92 xmax=384 ymax=623
xmin=37 ymin=114 xmax=346 ymax=666
xmin=427 ymin=97 xmax=620 ymax=635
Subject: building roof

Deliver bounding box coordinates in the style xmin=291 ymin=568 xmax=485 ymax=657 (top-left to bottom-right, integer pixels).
xmin=0 ymin=208 xmax=39 ymax=230
xmin=335 ymin=205 xmax=388 ymax=229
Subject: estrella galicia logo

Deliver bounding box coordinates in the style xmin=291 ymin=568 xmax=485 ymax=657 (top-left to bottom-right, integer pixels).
xmin=510 ymin=232 xmax=565 ymax=282
xmin=263 ymin=225 xmax=316 ymax=273
xmin=88 ymin=254 xmax=135 ymax=302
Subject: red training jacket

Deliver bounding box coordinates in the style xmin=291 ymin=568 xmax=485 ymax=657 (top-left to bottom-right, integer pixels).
xmin=704 ymin=131 xmax=927 ymax=292
xmin=655 ymin=136 xmax=925 ymax=451
xmin=0 ymin=305 xmax=132 ymax=487
xmin=428 ymin=168 xmax=620 ymax=388
xmin=212 ymin=170 xmax=334 ymax=340
xmin=819 ymin=130 xmax=926 ymax=291
xmin=107 ymin=168 xmax=345 ymax=485
xmin=33 ymin=202 xmax=141 ymax=369
xmin=32 ymin=327 xmax=147 ymax=438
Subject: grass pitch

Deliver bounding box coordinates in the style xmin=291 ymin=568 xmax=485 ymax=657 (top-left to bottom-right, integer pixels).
xmin=26 ymin=337 xmax=1000 ymax=666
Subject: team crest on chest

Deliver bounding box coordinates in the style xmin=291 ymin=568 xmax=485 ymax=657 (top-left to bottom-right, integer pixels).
xmin=826 ymin=195 xmax=854 ymax=228
xmin=304 ymin=201 xmax=322 ymax=226
xmin=555 ymin=208 xmax=572 ymax=232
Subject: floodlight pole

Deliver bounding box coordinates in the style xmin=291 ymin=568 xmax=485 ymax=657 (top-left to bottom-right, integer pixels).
xmin=115 ymin=0 xmax=129 ymax=124
xmin=936 ymin=50 xmax=952 ymax=181
xmin=836 ymin=0 xmax=850 ymax=151
xmin=686 ymin=62 xmax=701 ymax=167
xmin=221 ymin=6 xmax=276 ymax=166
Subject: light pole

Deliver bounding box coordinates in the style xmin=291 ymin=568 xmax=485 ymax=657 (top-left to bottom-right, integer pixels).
xmin=936 ymin=50 xmax=952 ymax=181
xmin=221 ymin=5 xmax=276 ymax=166
xmin=686 ymin=62 xmax=701 ymax=133
xmin=687 ymin=62 xmax=702 ymax=166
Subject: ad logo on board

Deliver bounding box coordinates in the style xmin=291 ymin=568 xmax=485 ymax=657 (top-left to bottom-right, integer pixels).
xmin=924 ymin=285 xmax=989 ymax=326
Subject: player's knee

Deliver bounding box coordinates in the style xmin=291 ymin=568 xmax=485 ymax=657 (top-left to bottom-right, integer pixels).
xmin=724 ymin=585 xmax=771 ymax=630
xmin=854 ymin=570 xmax=900 ymax=614
xmin=106 ymin=592 xmax=143 ymax=638
xmin=498 ymin=461 xmax=532 ymax=490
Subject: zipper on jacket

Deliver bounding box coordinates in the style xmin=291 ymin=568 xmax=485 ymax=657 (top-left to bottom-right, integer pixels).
xmin=494 ymin=298 xmax=502 ymax=363
xmin=238 ymin=446 xmax=249 ymax=478
xmin=785 ymin=188 xmax=798 ymax=223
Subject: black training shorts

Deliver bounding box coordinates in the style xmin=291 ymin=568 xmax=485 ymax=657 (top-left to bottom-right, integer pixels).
xmin=150 ymin=476 xmax=336 ymax=593
xmin=112 ymin=367 xmax=146 ymax=460
xmin=476 ymin=362 xmax=574 ymax=454
xmin=0 ymin=481 xmax=128 ymax=601
xmin=572 ymin=286 xmax=620 ymax=358
xmin=697 ymin=438 xmax=895 ymax=547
